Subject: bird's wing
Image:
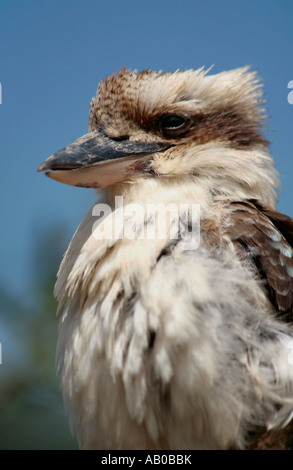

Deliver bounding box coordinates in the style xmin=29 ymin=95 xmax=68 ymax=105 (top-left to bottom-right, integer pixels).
xmin=224 ymin=200 xmax=293 ymax=319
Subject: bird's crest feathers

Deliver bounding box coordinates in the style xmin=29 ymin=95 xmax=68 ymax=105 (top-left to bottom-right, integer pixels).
xmin=89 ymin=66 xmax=265 ymax=135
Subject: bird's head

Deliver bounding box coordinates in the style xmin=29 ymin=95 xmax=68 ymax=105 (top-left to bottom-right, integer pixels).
xmin=38 ymin=66 xmax=278 ymax=205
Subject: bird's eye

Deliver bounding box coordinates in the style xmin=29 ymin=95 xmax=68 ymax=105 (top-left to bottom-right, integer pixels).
xmin=159 ymin=115 xmax=187 ymax=131
xmin=157 ymin=114 xmax=190 ymax=137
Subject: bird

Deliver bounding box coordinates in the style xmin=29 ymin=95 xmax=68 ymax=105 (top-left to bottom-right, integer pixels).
xmin=38 ymin=66 xmax=293 ymax=450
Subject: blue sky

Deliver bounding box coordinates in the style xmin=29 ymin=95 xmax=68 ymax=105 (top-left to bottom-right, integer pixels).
xmin=0 ymin=0 xmax=293 ymax=300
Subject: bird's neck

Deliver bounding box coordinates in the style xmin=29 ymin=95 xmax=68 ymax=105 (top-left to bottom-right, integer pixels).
xmin=55 ymin=158 xmax=278 ymax=307
xmin=104 ymin=160 xmax=278 ymax=212
xmin=105 ymin=176 xmax=213 ymax=210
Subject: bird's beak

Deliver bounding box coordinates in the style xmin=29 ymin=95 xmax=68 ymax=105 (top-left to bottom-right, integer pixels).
xmin=38 ymin=130 xmax=169 ymax=188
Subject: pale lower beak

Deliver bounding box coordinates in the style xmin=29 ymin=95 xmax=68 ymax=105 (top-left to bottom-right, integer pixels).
xmin=38 ymin=130 xmax=169 ymax=188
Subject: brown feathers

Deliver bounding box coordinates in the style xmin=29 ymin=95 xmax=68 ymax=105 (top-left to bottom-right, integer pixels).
xmin=249 ymin=421 xmax=293 ymax=450
xmin=174 ymin=108 xmax=267 ymax=149
xmin=224 ymin=200 xmax=293 ymax=318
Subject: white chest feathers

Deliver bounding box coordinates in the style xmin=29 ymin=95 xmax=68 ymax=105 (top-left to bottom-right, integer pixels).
xmin=55 ymin=190 xmax=293 ymax=450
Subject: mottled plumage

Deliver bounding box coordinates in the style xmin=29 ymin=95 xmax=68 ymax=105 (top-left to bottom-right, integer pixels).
xmin=39 ymin=66 xmax=293 ymax=450
xmin=224 ymin=200 xmax=293 ymax=316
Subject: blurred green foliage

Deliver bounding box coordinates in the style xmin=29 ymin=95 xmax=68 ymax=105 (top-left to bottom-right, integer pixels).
xmin=0 ymin=225 xmax=78 ymax=449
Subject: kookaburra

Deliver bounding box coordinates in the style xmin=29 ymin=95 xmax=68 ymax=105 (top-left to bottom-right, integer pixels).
xmin=38 ymin=66 xmax=293 ymax=450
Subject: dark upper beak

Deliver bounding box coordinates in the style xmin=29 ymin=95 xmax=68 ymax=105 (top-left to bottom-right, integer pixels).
xmin=38 ymin=130 xmax=169 ymax=188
